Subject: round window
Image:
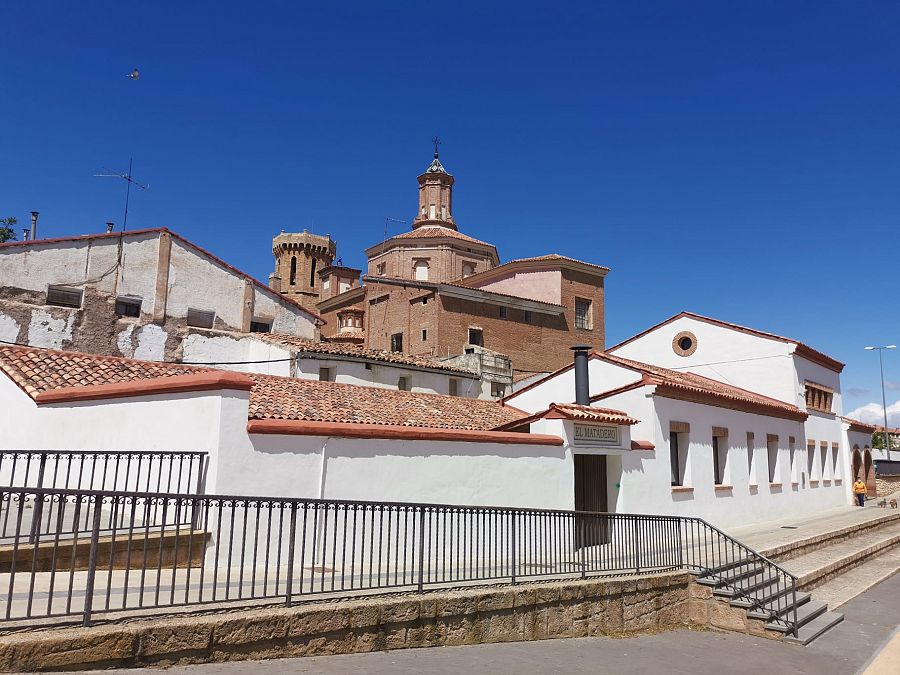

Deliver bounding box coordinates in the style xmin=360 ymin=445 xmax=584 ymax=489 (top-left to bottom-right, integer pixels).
xmin=672 ymin=331 xmax=698 ymax=357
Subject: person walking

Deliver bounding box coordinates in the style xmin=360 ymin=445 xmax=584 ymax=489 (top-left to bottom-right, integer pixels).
xmin=853 ymin=477 xmax=867 ymax=507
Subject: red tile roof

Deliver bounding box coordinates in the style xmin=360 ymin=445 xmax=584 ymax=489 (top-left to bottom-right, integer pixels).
xmin=0 ymin=345 xmax=526 ymax=431
xmin=608 ymin=311 xmax=843 ymax=373
xmin=502 ymin=254 xmax=610 ymax=273
xmin=543 ymin=402 xmax=638 ymax=425
xmin=255 ymin=333 xmax=476 ymax=375
xmin=0 ymin=227 xmax=322 ymax=322
xmin=596 ymin=353 xmax=808 ymax=421
xmin=391 ymin=226 xmax=493 ymax=247
xmin=842 ymin=417 xmax=878 ymax=434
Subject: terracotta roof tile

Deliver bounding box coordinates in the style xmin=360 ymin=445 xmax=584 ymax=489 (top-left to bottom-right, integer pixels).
xmin=502 ymin=253 xmax=610 ymax=272
xmin=392 ymin=226 xmax=493 ymax=246
xmin=0 ymin=345 xmax=524 ymax=431
xmin=256 ymin=334 xmax=475 ymax=375
xmin=545 ymin=402 xmax=639 ymax=425
xmin=597 ymin=353 xmax=807 ymax=421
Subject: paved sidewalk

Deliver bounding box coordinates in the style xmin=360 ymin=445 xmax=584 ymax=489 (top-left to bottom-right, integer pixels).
xmin=79 ymin=571 xmax=900 ymax=675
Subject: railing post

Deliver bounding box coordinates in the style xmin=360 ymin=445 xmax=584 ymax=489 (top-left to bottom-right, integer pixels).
xmin=28 ymin=452 xmax=48 ymax=545
xmin=510 ymin=510 xmax=517 ymax=584
xmin=633 ymin=518 xmax=641 ymax=573
xmin=82 ymin=495 xmax=104 ymax=627
xmin=417 ymin=506 xmax=426 ymax=592
xmin=285 ymin=502 xmax=297 ymax=607
xmin=791 ymin=579 xmax=799 ymax=637
xmin=579 ymin=513 xmax=586 ymax=579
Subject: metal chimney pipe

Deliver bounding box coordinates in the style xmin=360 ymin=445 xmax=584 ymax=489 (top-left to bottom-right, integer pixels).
xmin=22 ymin=229 xmax=30 ymax=241
xmin=106 ymin=222 xmax=115 ymax=233
xmin=29 ymin=212 xmax=39 ymax=241
xmin=570 ymin=344 xmax=592 ymax=405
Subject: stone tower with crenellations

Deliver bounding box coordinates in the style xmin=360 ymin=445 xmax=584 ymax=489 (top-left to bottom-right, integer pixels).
xmin=268 ymin=230 xmax=336 ymax=301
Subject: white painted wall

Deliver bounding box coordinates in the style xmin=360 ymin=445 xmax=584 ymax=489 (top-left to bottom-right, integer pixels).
xmin=610 ymin=316 xmax=798 ymax=404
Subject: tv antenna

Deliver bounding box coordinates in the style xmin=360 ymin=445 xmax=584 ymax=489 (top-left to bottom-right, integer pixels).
xmin=94 ymin=157 xmax=149 ymax=232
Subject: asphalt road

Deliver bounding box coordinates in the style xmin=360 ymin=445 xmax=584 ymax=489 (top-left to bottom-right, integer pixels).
xmin=81 ymin=571 xmax=900 ymax=675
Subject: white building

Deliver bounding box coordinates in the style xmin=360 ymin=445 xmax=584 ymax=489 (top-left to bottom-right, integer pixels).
xmin=180 ymin=331 xmax=488 ymax=398
xmin=504 ymin=312 xmax=862 ymax=529
xmin=0 ymin=228 xmax=321 ymax=360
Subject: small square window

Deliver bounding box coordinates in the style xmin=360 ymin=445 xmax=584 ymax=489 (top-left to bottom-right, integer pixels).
xmin=449 ymin=379 xmax=459 ymax=396
xmin=468 ymin=328 xmax=483 ymax=347
xmin=376 ymin=262 xmax=386 ymax=276
xmin=115 ymin=296 xmax=141 ymax=318
xmin=491 ymin=382 xmax=506 ymax=398
xmin=250 ymin=320 xmax=271 ymax=333
xmin=46 ymin=285 xmax=83 ymax=309
xmin=186 ymin=308 xmax=215 ymax=329
xmin=391 ymin=333 xmax=403 ymax=353
xmin=319 ymin=367 xmax=334 ymax=382
xmin=499 ymin=306 xmax=508 ymax=319
xmin=398 ymin=376 xmax=411 ymax=391
xmin=421 ymin=296 xmax=428 ymax=305
xmin=523 ymin=310 xmax=533 ymax=323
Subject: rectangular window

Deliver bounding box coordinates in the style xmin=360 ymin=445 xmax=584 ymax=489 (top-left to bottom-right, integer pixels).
xmin=523 ymin=310 xmax=533 ymax=323
xmin=398 ymin=376 xmax=411 ymax=391
xmin=805 ymin=383 xmax=834 ymax=413
xmin=114 ymin=296 xmax=141 ymax=318
xmin=390 ymin=333 xmax=403 ymax=353
xmin=499 ymin=306 xmax=507 ymax=319
xmin=747 ymin=432 xmax=756 ymax=486
xmin=807 ymin=441 xmax=816 ymax=480
xmin=820 ymin=442 xmax=829 ymax=480
xmin=449 ymin=379 xmax=459 ymax=396
xmin=575 ymin=298 xmax=592 ymax=330
xmin=712 ymin=431 xmax=728 ymax=485
xmin=670 ymin=432 xmax=685 ymax=486
xmin=421 ymin=329 xmax=427 ymax=341
xmin=789 ymin=437 xmax=797 ymax=484
xmin=491 ymin=382 xmax=506 ymax=398
xmin=767 ymin=435 xmax=779 ymax=483
xmin=376 ymin=262 xmax=386 ymax=276
xmin=186 ymin=308 xmax=215 ymax=329
xmin=250 ymin=320 xmax=272 ymax=333
xmin=832 ymin=443 xmax=840 ymax=480
xmin=318 ymin=367 xmax=334 ymax=382
xmin=468 ymin=328 xmax=483 ymax=347
xmin=46 ymin=285 xmax=83 ymax=309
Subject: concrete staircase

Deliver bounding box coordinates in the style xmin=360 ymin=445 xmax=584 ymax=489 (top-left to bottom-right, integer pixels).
xmin=699 ymin=510 xmax=900 ymax=645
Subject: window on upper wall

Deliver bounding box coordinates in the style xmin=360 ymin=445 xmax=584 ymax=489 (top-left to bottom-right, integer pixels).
xmin=391 ymin=333 xmax=403 ymax=353
xmin=491 ymin=382 xmax=505 ymax=398
xmin=449 ymin=379 xmax=459 ymax=396
xmin=250 ymin=320 xmax=271 ymax=333
xmin=318 ymin=367 xmax=335 ymax=382
xmin=289 ymin=257 xmax=297 ymax=285
xmin=499 ymin=306 xmax=507 ymax=319
xmin=462 ymin=262 xmax=476 ymax=278
xmin=712 ymin=430 xmax=728 ymax=486
xmin=670 ymin=432 xmax=688 ymax=486
xmin=413 ymin=260 xmax=429 ymax=281
xmin=575 ymin=298 xmax=592 ymax=330
xmin=804 ymin=383 xmax=833 ymax=413
xmin=114 ymin=296 xmax=142 ymax=318
xmin=468 ymin=328 xmax=483 ymax=347
xmin=398 ymin=376 xmax=411 ymax=391
xmin=523 ymin=310 xmax=533 ymax=324
xmin=766 ymin=435 xmax=779 ymax=483
xmin=429 ymin=204 xmax=436 ymax=219
xmin=747 ymin=432 xmax=756 ymax=486
xmin=421 ymin=329 xmax=427 ymax=341
xmin=310 ymin=258 xmax=317 ymax=287
xmin=46 ymin=285 xmax=83 ymax=309
xmin=807 ymin=441 xmax=816 ymax=480
xmin=186 ymin=308 xmax=215 ymax=329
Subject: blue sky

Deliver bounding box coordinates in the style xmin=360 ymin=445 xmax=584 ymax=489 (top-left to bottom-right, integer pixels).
xmin=2 ymin=1 xmax=899 ymax=421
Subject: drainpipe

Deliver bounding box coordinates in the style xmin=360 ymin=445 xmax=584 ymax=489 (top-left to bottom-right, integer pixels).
xmin=571 ymin=344 xmax=592 ymax=405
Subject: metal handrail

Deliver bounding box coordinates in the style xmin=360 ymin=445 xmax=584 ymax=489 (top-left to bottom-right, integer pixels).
xmin=0 ymin=486 xmax=799 ymax=636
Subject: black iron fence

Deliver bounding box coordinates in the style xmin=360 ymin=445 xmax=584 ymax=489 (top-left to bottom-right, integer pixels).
xmin=0 ymin=450 xmax=207 ymax=494
xmin=0 ymin=486 xmax=798 ymax=636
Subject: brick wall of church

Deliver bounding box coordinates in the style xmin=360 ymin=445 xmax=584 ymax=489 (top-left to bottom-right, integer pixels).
xmin=364 ymin=284 xmax=439 ymax=355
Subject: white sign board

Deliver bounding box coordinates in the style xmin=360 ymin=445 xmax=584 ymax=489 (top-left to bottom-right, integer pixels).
xmin=573 ymin=423 xmax=619 ymax=447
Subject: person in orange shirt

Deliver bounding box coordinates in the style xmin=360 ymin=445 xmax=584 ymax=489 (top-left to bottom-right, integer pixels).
xmin=853 ymin=478 xmax=867 ymax=507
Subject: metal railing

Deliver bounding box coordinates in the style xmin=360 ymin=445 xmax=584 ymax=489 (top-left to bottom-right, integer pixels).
xmin=0 ymin=486 xmax=798 ymax=636
xmin=0 ymin=450 xmax=208 ymax=494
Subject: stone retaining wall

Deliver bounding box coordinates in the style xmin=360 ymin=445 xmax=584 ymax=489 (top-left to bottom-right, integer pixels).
xmin=0 ymin=572 xmax=782 ymax=672
xmin=876 ymin=475 xmax=900 ymax=497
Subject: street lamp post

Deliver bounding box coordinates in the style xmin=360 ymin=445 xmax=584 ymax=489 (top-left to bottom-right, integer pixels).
xmin=865 ymin=345 xmax=896 ymax=460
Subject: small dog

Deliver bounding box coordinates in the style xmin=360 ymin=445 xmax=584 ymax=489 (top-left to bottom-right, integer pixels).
xmin=878 ymin=499 xmax=887 ymax=508
xmin=891 ymin=499 xmax=898 ymax=509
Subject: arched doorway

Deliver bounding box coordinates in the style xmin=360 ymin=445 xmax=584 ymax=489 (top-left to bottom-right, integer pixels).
xmin=864 ymin=447 xmax=876 ymax=496
xmin=852 ymin=446 xmax=862 ymax=480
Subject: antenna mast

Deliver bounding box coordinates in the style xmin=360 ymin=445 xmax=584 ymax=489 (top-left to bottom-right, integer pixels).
xmin=94 ymin=157 xmax=149 ymax=232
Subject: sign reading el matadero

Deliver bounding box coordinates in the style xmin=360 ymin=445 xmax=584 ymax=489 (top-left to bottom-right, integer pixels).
xmin=573 ymin=423 xmax=619 ymax=447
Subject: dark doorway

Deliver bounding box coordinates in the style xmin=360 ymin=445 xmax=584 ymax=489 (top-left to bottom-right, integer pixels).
xmin=574 ymin=454 xmax=609 ymax=547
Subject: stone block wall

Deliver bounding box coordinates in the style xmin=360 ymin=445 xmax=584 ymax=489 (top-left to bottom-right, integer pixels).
xmin=876 ymin=475 xmax=900 ymax=497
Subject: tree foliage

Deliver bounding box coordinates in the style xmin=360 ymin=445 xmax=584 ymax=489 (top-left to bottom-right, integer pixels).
xmin=0 ymin=216 xmax=17 ymax=243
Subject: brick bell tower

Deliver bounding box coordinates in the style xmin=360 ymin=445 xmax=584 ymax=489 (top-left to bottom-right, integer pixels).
xmin=269 ymin=230 xmax=336 ymax=302
xmin=413 ymin=137 xmax=456 ymax=230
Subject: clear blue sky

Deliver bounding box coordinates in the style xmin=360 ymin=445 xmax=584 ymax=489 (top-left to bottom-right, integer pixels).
xmin=2 ymin=1 xmax=899 ymax=421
